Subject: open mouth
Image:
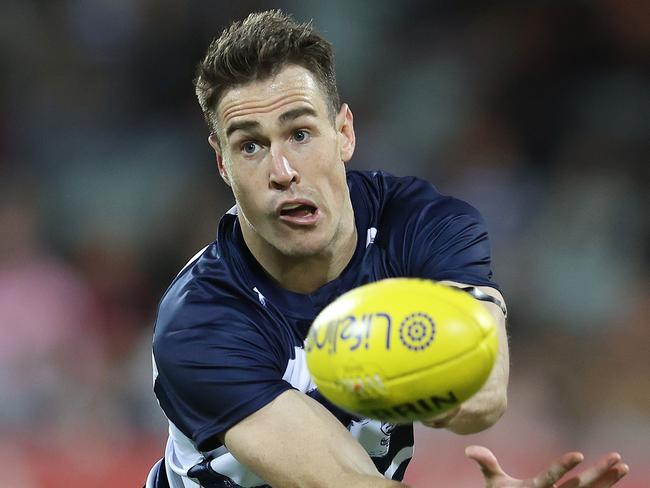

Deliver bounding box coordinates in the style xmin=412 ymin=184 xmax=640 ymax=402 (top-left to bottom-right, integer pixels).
xmin=280 ymin=203 xmax=317 ymax=218
xmin=278 ymin=201 xmax=320 ymax=225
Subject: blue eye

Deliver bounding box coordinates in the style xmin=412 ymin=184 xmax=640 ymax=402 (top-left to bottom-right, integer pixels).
xmin=242 ymin=142 xmax=260 ymax=154
xmin=293 ymin=130 xmax=309 ymax=142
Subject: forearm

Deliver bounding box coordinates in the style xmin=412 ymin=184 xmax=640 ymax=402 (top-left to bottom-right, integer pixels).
xmin=333 ymin=474 xmax=409 ymax=488
xmin=271 ymin=471 xmax=407 ymax=488
xmin=445 ymin=299 xmax=509 ymax=434
xmin=225 ymin=391 xmax=413 ymax=488
xmin=422 ymin=284 xmax=510 ymax=434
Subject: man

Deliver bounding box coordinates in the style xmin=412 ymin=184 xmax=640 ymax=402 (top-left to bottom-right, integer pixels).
xmin=147 ymin=10 xmax=628 ymax=488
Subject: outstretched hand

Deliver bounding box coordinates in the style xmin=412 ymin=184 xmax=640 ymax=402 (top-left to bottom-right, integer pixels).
xmin=466 ymin=445 xmax=628 ymax=488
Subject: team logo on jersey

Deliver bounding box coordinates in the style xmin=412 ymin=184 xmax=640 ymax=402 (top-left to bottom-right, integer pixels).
xmin=252 ymin=287 xmax=266 ymax=307
xmin=366 ymin=227 xmax=377 ymax=248
xmin=380 ymin=422 xmax=396 ymax=435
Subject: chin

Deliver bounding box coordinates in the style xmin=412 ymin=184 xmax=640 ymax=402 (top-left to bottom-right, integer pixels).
xmin=276 ymin=236 xmax=329 ymax=258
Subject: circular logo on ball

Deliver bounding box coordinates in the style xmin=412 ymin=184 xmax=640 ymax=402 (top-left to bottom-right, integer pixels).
xmin=399 ymin=312 xmax=435 ymax=351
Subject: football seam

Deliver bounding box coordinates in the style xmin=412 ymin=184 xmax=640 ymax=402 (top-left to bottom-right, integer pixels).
xmin=439 ymin=290 xmax=494 ymax=338
xmin=383 ymin=329 xmax=496 ymax=384
xmin=383 ymin=295 xmax=495 ymax=378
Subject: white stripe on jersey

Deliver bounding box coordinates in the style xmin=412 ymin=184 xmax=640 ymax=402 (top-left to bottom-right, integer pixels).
xmin=177 ymin=245 xmax=209 ymax=277
xmin=163 ymin=420 xmax=267 ymax=487
xmin=282 ymin=346 xmax=317 ymax=392
xmin=384 ymin=446 xmax=414 ymax=479
xmin=152 ymin=350 xmax=158 ymax=387
xmin=159 ymin=347 xmax=315 ymax=488
xmin=156 ymin=337 xmax=411 ymax=487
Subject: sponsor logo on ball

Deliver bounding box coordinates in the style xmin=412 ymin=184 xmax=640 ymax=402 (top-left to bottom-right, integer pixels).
xmin=399 ymin=312 xmax=435 ymax=351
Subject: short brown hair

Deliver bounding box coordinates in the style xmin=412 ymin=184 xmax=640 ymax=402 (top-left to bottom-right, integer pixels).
xmin=194 ymin=10 xmax=340 ymax=135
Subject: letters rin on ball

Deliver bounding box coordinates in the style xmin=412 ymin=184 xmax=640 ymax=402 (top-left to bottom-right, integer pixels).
xmin=357 ymin=391 xmax=460 ymax=422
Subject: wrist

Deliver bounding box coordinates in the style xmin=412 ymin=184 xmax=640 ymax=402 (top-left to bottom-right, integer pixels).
xmin=421 ymin=406 xmax=462 ymax=429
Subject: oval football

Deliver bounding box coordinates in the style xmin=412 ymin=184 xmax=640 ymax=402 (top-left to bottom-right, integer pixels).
xmin=305 ymin=279 xmax=498 ymax=423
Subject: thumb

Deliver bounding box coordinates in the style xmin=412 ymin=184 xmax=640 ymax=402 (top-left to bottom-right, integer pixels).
xmin=466 ymin=445 xmax=506 ymax=479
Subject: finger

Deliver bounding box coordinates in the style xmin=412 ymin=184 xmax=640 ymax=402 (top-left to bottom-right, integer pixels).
xmin=580 ymin=453 xmax=620 ymax=486
xmin=590 ymin=462 xmax=630 ymax=488
xmin=558 ymin=456 xmax=629 ymax=488
xmin=568 ymin=456 xmax=629 ymax=488
xmin=532 ymin=452 xmax=584 ymax=488
xmin=465 ymin=445 xmax=507 ymax=478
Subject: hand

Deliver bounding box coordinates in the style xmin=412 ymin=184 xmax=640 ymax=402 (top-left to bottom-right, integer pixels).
xmin=420 ymin=406 xmax=461 ymax=429
xmin=466 ymin=445 xmax=629 ymax=488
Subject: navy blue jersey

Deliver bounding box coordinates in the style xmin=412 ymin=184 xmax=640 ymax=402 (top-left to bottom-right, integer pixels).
xmin=151 ymin=170 xmax=498 ymax=487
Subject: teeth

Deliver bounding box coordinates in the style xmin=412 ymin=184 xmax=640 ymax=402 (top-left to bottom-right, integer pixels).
xmin=282 ymin=203 xmax=303 ymax=210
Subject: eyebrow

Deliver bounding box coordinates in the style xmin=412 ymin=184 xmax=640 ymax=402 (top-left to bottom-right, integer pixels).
xmin=278 ymin=107 xmax=317 ymax=124
xmin=225 ymin=120 xmax=260 ymax=139
xmin=225 ymin=107 xmax=318 ymax=139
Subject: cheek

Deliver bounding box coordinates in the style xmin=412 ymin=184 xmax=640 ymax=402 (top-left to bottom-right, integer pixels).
xmin=312 ymin=141 xmax=344 ymax=181
xmin=231 ymin=173 xmax=269 ymax=220
xmin=229 ymin=175 xmax=251 ymax=209
xmin=322 ymin=166 xmax=349 ymax=214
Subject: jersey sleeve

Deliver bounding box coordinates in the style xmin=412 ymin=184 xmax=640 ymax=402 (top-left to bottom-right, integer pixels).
xmin=381 ymin=174 xmax=498 ymax=289
xmin=153 ymin=298 xmax=293 ymax=451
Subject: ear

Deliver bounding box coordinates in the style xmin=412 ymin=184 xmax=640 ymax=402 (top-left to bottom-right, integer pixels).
xmin=335 ymin=103 xmax=356 ymax=163
xmin=208 ymin=133 xmax=231 ymax=187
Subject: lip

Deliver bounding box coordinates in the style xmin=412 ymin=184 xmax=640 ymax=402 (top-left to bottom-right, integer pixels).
xmin=276 ymin=198 xmax=320 ymax=226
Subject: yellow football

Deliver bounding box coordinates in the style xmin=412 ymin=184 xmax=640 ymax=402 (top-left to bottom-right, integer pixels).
xmin=305 ymin=279 xmax=498 ymax=423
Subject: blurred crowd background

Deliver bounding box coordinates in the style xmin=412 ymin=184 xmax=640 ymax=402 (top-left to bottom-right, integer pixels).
xmin=0 ymin=1 xmax=648 ymax=486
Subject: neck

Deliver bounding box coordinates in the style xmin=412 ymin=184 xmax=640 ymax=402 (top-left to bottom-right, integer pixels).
xmin=241 ymin=208 xmax=357 ymax=295
xmin=265 ymin=238 xmax=357 ymax=294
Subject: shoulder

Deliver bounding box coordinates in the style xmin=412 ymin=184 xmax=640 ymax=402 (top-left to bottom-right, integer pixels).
xmin=155 ymin=243 xmax=226 ymax=332
xmin=152 ymin=242 xmax=302 ymax=382
xmin=351 ymin=172 xmax=497 ymax=287
xmin=348 ymin=170 xmax=482 ymax=234
xmin=154 ymin=207 xmax=253 ymax=337
xmin=347 ymin=170 xmax=438 ymax=203
xmin=347 ymin=169 xmax=476 ymax=215
xmin=153 ymin=242 xmax=267 ymax=357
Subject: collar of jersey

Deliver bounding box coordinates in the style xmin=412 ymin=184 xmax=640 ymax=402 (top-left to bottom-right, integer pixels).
xmin=229 ymin=183 xmax=370 ymax=320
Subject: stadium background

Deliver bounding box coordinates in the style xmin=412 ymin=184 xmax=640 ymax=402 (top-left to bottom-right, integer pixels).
xmin=0 ymin=1 xmax=647 ymax=486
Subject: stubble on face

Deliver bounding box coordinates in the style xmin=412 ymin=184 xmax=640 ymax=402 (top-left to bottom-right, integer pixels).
xmin=213 ymin=65 xmax=357 ymax=292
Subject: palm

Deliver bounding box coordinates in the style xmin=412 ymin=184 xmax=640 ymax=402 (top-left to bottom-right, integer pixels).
xmin=465 ymin=445 xmax=628 ymax=488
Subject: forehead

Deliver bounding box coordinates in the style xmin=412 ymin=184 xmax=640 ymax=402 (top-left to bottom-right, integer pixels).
xmin=217 ymin=65 xmax=329 ymax=130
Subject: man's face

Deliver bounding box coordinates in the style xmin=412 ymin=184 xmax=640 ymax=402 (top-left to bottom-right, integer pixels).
xmin=211 ymin=65 xmax=356 ymax=260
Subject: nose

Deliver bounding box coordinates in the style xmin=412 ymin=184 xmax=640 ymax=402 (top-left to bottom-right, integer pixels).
xmin=269 ymin=146 xmax=300 ymax=190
